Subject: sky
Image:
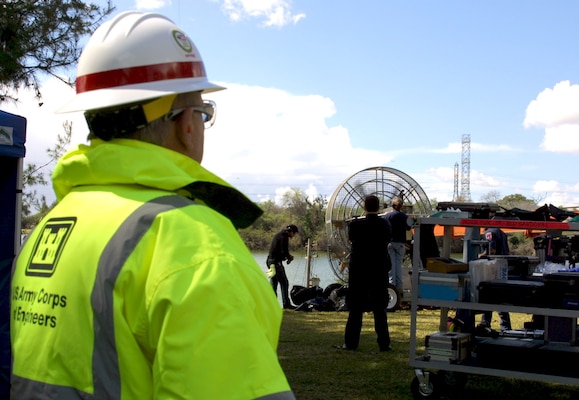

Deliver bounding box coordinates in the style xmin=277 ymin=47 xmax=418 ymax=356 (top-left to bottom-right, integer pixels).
xmin=4 ymin=0 xmax=579 ymax=210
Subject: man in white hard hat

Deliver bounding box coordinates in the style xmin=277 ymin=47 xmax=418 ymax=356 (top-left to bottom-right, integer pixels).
xmin=11 ymin=11 xmax=295 ymax=400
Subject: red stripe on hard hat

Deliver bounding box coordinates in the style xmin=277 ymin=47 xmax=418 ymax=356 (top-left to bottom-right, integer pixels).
xmin=76 ymin=61 xmax=207 ymax=93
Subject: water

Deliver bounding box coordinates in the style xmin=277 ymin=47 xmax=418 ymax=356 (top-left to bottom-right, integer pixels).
xmin=252 ymin=251 xmax=340 ymax=306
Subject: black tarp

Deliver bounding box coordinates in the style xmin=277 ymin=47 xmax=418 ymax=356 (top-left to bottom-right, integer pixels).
xmin=0 ymin=110 xmax=27 ymax=396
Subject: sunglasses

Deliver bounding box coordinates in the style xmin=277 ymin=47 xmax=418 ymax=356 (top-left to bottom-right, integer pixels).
xmin=164 ymin=100 xmax=217 ymax=128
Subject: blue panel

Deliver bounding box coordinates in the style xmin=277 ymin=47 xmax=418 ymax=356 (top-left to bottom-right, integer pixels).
xmin=0 ymin=110 xmax=27 ymax=158
xmin=419 ymin=283 xmax=462 ymax=301
xmin=0 ymin=109 xmax=26 ymax=396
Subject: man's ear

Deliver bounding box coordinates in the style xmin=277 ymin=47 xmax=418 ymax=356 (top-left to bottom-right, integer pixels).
xmin=175 ymin=108 xmax=195 ymax=147
xmin=164 ymin=108 xmax=194 ymax=156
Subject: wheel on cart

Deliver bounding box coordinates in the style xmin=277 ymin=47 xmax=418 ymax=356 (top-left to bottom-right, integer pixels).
xmin=440 ymin=370 xmax=468 ymax=392
xmin=410 ymin=371 xmax=441 ymax=400
xmin=387 ymin=283 xmax=401 ymax=312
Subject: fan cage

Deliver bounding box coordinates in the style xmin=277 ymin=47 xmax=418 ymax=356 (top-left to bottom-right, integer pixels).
xmin=325 ymin=166 xmax=433 ymax=281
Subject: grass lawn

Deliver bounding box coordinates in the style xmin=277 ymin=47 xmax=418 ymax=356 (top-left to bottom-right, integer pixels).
xmin=277 ymin=308 xmax=579 ymax=400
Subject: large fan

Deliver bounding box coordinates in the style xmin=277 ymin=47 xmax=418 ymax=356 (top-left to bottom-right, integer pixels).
xmin=325 ymin=166 xmax=433 ymax=308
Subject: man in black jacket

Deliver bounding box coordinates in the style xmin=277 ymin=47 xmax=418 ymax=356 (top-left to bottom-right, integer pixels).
xmin=267 ymin=224 xmax=299 ymax=309
xmin=339 ymin=195 xmax=393 ymax=352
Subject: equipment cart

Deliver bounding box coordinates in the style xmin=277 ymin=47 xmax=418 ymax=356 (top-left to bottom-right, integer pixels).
xmin=409 ymin=216 xmax=579 ymax=399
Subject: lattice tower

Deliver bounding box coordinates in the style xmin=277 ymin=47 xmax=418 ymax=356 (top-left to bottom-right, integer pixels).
xmin=453 ymin=162 xmax=459 ymax=201
xmin=460 ymin=134 xmax=471 ymax=201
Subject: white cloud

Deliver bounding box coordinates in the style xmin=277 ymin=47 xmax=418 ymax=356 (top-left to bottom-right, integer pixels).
xmin=524 ymin=81 xmax=579 ymax=128
xmin=220 ymin=0 xmax=306 ymax=27
xmin=524 ymin=80 xmax=579 ymax=153
xmin=533 ymin=179 xmax=560 ymax=193
xmin=414 ymin=167 xmax=515 ymax=203
xmin=542 ymin=125 xmax=579 ymax=153
xmin=429 ymin=141 xmax=516 ymax=155
xmin=273 ymin=186 xmax=291 ymax=205
xmin=532 ymin=180 xmax=579 ymax=208
xmin=413 ymin=167 xmax=454 ymax=202
xmin=470 ymin=170 xmax=508 ymax=191
xmin=203 ymin=83 xmax=392 ymax=201
xmin=430 ymin=142 xmax=462 ymax=154
xmin=135 ymin=0 xmax=170 ymax=10
xmin=305 ymin=183 xmax=319 ymax=202
xmin=260 ymin=185 xmax=318 ymax=205
xmin=471 ymin=143 xmax=518 ymax=152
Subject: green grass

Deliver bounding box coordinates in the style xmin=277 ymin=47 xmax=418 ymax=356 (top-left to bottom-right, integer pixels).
xmin=277 ymin=309 xmax=579 ymax=400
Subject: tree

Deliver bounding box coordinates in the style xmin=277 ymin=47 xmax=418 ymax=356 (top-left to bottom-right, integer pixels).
xmin=1 ymin=0 xmax=114 ymax=103
xmin=478 ymin=191 xmax=539 ymax=211
xmin=21 ymin=121 xmax=73 ymax=228
xmin=428 ymin=197 xmax=438 ymax=211
xmin=239 ymin=200 xmax=288 ymax=251
xmin=237 ymin=189 xmax=328 ymax=252
xmin=280 ymin=188 xmax=327 ymax=245
xmin=301 ymin=195 xmax=327 ymax=247
xmin=480 ymin=190 xmax=501 ymax=203
xmin=499 ymin=193 xmax=537 ymax=211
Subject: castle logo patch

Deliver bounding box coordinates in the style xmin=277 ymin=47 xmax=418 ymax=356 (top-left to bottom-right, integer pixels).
xmin=26 ymin=217 xmax=77 ymax=277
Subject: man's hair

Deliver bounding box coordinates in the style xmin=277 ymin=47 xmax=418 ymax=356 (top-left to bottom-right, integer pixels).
xmin=391 ymin=197 xmax=403 ymax=210
xmin=364 ymin=195 xmax=380 ymax=213
xmin=87 ymin=117 xmax=168 ymax=144
xmin=86 ymin=92 xmax=191 ymax=144
xmin=286 ymin=224 xmax=298 ymax=233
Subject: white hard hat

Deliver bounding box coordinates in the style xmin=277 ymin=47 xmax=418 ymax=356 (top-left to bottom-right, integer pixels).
xmin=57 ymin=11 xmax=225 ymax=114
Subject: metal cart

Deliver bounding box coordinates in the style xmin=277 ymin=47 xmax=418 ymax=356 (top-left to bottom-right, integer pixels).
xmin=409 ymin=216 xmax=579 ymax=399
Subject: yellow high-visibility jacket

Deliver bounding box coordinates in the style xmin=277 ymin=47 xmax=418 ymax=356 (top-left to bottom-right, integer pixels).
xmin=11 ymin=139 xmax=294 ymax=399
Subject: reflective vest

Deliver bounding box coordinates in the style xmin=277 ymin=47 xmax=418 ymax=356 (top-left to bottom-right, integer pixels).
xmin=11 ymin=139 xmax=294 ymax=399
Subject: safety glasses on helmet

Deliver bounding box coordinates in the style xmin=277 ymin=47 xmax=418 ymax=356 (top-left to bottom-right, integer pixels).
xmin=165 ymin=100 xmax=217 ymax=128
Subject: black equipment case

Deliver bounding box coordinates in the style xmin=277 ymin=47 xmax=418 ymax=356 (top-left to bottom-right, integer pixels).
xmin=477 ymin=279 xmax=546 ymax=307
xmin=543 ymin=272 xmax=579 ymax=309
xmin=475 ymin=337 xmax=579 ymax=378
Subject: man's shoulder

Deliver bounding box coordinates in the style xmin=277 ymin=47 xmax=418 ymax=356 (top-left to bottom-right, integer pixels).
xmin=350 ymin=216 xmax=365 ymax=224
xmin=387 ymin=210 xmax=406 ymax=220
xmin=348 ymin=216 xmax=373 ymax=231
